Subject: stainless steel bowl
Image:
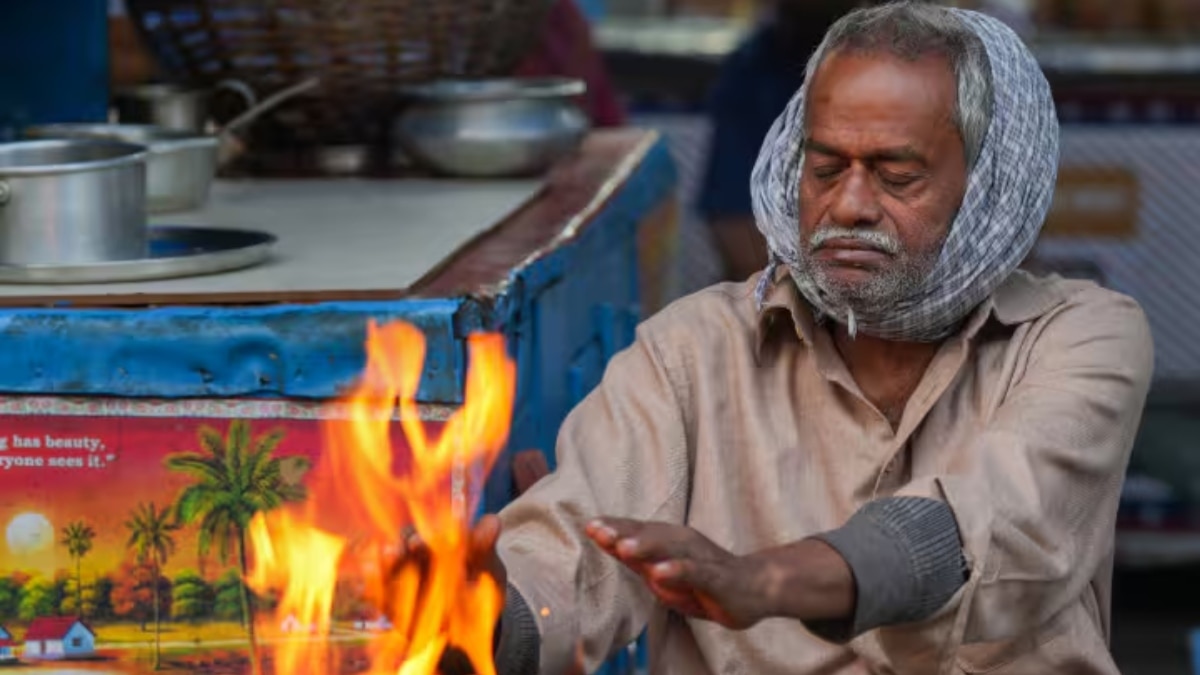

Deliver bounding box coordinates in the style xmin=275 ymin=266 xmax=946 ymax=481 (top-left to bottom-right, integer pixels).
xmin=28 ymin=124 xmax=219 ymax=213
xmin=0 ymin=139 xmax=148 ymax=265
xmin=395 ymin=78 xmax=590 ymax=178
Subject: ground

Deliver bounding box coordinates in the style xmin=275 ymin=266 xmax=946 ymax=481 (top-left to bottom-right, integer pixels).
xmin=95 ymin=621 xmax=251 ymax=647
xmin=89 ymin=620 xmax=371 ymax=656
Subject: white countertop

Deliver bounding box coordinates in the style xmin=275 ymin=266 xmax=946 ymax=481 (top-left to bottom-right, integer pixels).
xmin=0 ymin=177 xmax=543 ymax=300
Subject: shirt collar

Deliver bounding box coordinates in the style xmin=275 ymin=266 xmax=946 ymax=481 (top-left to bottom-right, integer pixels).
xmin=754 ymin=268 xmax=814 ymax=357
xmin=753 ymin=268 xmax=1067 ymax=357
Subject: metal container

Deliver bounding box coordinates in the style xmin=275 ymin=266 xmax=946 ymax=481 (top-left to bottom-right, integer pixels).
xmin=113 ymin=81 xmax=256 ymax=133
xmin=395 ymin=78 xmax=590 ymax=177
xmin=0 ymin=139 xmax=148 ymax=265
xmin=29 ymin=124 xmax=219 ymax=213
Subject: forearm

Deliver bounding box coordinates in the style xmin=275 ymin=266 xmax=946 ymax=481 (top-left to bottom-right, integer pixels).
xmin=753 ymin=538 xmax=855 ymax=623
xmin=752 ymin=497 xmax=967 ymax=642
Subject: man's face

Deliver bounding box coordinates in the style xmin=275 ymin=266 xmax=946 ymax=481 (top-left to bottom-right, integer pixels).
xmin=797 ymin=50 xmax=969 ymax=315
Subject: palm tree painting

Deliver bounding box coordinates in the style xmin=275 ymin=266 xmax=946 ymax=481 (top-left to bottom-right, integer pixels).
xmin=165 ymin=419 xmax=308 ymax=675
xmin=59 ymin=520 xmax=96 ymax=617
xmin=125 ymin=502 xmax=177 ymax=670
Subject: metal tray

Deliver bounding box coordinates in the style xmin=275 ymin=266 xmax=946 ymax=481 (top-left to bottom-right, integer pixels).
xmin=0 ymin=225 xmax=276 ymax=284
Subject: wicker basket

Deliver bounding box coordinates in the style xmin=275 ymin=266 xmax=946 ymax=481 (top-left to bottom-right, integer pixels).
xmin=125 ymin=0 xmax=555 ymax=147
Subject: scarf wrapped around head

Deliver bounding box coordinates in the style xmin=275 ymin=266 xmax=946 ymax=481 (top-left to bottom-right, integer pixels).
xmin=749 ymin=8 xmax=1059 ymax=342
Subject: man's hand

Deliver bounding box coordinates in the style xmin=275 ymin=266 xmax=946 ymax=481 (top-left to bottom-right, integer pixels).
xmin=391 ymin=513 xmax=507 ymax=592
xmin=387 ymin=515 xmax=508 ymax=675
xmin=585 ymin=517 xmax=773 ymax=630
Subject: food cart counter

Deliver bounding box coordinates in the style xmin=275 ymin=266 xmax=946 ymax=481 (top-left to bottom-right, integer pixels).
xmin=0 ymin=129 xmax=675 ymax=672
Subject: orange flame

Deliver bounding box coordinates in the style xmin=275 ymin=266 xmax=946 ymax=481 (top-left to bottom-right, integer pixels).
xmin=246 ymin=320 xmax=516 ymax=675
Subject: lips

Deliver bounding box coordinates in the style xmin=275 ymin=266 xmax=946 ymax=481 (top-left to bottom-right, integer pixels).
xmin=814 ymin=238 xmax=894 ymax=266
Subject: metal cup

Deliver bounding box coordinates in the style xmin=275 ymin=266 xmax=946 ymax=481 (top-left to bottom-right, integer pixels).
xmin=0 ymin=139 xmax=149 ymax=265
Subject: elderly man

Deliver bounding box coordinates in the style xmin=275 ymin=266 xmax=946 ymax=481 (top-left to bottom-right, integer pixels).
xmin=454 ymin=3 xmax=1155 ymax=674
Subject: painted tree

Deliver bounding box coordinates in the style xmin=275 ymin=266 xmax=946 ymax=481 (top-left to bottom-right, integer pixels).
xmin=60 ymin=578 xmax=81 ymax=616
xmin=86 ymin=575 xmax=115 ymax=619
xmin=0 ymin=577 xmax=21 ymax=621
xmin=212 ymin=570 xmax=246 ymax=622
xmin=125 ymin=501 xmax=177 ymax=669
xmin=59 ymin=520 xmax=96 ymax=617
xmin=165 ymin=419 xmax=307 ymax=675
xmin=110 ymin=561 xmax=158 ymax=630
xmin=171 ymin=570 xmax=212 ymax=622
xmin=17 ymin=578 xmax=55 ymax=622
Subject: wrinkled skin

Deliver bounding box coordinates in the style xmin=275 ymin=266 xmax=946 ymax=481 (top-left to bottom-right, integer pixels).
xmin=796 ymin=49 xmax=968 ymax=313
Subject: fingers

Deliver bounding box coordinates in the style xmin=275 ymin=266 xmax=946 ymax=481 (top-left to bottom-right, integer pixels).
xmin=378 ymin=524 xmax=421 ymax=559
xmin=585 ymin=517 xmax=659 ymax=556
xmin=512 ymin=449 xmax=550 ymax=496
xmin=584 ymin=519 xmax=621 ymax=551
xmin=393 ymin=516 xmax=498 ymax=559
xmin=400 ymin=524 xmax=424 ymax=555
xmin=472 ymin=514 xmax=502 ymax=553
xmin=649 ymin=558 xmax=716 ymax=593
xmin=468 ymin=514 xmax=504 ymax=583
xmin=585 ymin=517 xmax=695 ymax=564
xmin=386 ymin=529 xmax=430 ymax=580
xmin=648 ymin=559 xmax=685 ymax=584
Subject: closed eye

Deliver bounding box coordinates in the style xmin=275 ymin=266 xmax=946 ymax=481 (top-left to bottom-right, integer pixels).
xmin=878 ymin=171 xmax=921 ymax=189
xmin=811 ymin=165 xmax=844 ymax=181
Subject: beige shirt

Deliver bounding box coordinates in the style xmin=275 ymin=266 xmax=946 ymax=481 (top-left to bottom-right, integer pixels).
xmin=498 ymin=270 xmax=1153 ymax=675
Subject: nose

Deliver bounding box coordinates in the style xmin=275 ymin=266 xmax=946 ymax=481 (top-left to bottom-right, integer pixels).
xmin=828 ymin=165 xmax=883 ymax=228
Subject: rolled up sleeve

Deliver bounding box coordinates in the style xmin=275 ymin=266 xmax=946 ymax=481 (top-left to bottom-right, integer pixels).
xmin=887 ymin=290 xmax=1154 ymax=655
xmin=496 ymin=325 xmax=692 ymax=674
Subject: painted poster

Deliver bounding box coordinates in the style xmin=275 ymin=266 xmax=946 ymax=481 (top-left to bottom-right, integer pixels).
xmin=0 ymin=412 xmax=438 ymax=675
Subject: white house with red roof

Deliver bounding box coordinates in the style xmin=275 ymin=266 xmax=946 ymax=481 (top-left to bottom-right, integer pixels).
xmin=23 ymin=617 xmax=95 ymax=660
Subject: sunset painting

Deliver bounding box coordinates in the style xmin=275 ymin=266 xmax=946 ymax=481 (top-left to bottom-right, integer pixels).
xmin=0 ymin=414 xmax=418 ymax=675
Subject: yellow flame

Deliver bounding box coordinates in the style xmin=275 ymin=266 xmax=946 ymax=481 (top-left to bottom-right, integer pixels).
xmin=245 ymin=320 xmax=516 ymax=675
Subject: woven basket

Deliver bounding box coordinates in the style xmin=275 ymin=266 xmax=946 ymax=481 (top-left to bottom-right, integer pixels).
xmin=125 ymin=0 xmax=555 ymax=146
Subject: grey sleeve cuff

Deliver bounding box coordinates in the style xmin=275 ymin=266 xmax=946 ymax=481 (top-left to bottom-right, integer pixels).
xmin=807 ymin=496 xmax=968 ymax=643
xmin=495 ymin=584 xmax=541 ymax=675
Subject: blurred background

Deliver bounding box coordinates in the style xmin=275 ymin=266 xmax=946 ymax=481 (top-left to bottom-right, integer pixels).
xmin=2 ymin=0 xmax=1200 ymax=672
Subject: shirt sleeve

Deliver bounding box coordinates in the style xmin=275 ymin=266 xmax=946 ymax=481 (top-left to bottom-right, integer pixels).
xmin=809 ymin=496 xmax=967 ymax=642
xmin=875 ymin=288 xmax=1154 ymax=661
xmin=495 ymin=325 xmax=693 ymax=674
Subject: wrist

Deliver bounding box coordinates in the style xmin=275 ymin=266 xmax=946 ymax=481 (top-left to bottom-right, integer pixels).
xmin=751 ymin=539 xmax=855 ymax=623
xmin=742 ymin=550 xmax=786 ymax=621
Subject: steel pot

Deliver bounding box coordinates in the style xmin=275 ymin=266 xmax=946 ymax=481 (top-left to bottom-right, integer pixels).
xmin=113 ymin=80 xmax=257 ymax=133
xmin=0 ymin=139 xmax=148 ymax=265
xmin=114 ymin=81 xmax=258 ymax=132
xmin=28 ymin=124 xmax=218 ymax=213
xmin=395 ymin=78 xmax=590 ymax=177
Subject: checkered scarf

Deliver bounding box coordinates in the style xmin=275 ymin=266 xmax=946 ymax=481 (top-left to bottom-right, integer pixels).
xmin=750 ymin=9 xmax=1059 ymax=342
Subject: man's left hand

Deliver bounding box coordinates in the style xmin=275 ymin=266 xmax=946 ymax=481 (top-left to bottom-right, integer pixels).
xmin=585 ymin=517 xmax=773 ymax=630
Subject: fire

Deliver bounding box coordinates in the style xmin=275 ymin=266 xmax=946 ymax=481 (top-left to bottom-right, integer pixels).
xmin=246 ymin=320 xmax=516 ymax=675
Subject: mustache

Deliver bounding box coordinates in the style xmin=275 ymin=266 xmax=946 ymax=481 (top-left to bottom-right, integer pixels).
xmin=809 ymin=227 xmax=901 ymax=256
